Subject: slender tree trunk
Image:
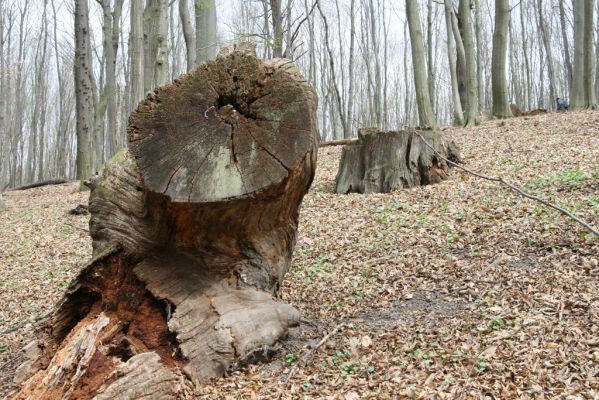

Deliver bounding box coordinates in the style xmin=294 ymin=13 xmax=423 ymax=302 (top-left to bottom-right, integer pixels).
xmin=571 ymin=0 xmax=585 ymax=110
xmin=426 ymin=0 xmax=435 ymax=112
xmin=537 ymin=0 xmax=556 ymax=109
xmin=558 ymin=0 xmax=573 ymax=93
xmin=129 ymin=0 xmax=144 ymax=111
xmin=144 ymin=0 xmax=169 ymax=93
xmin=491 ymin=0 xmax=512 ymax=117
xmin=179 ymin=0 xmax=196 ymax=70
xmin=270 ymin=0 xmax=283 ymax=58
xmin=346 ymin=0 xmax=356 ymax=138
xmin=195 ymin=0 xmax=218 ymax=62
xmin=444 ymin=0 xmax=463 ymax=125
xmin=520 ymin=2 xmax=532 ymax=110
xmin=583 ymin=0 xmax=596 ymax=108
xmin=406 ymin=0 xmax=437 ymax=129
xmin=458 ymin=0 xmax=478 ymax=125
xmin=474 ymin=0 xmax=484 ymax=110
xmin=74 ymin=0 xmax=93 ymax=180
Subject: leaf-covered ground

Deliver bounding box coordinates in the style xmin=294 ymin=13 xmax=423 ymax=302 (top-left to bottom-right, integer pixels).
xmin=1 ymin=111 xmax=598 ymax=399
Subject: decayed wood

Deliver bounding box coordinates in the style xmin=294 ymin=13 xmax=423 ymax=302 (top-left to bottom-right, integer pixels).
xmin=12 ymin=178 xmax=68 ymax=191
xmin=335 ymin=128 xmax=450 ymax=194
xmin=12 ymin=45 xmax=318 ymax=399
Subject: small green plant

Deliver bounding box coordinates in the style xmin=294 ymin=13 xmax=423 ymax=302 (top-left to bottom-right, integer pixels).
xmin=285 ymin=352 xmax=298 ymax=366
xmin=476 ymin=357 xmax=487 ymax=373
xmin=488 ymin=316 xmax=505 ymax=331
xmin=340 ymin=361 xmax=358 ymax=375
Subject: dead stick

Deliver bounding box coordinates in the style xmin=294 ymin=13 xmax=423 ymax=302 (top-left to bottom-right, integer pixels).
xmin=284 ymin=323 xmax=345 ymax=384
xmin=413 ymin=131 xmax=599 ymax=236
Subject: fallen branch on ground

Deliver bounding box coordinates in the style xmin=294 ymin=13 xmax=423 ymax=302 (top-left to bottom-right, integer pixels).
xmin=284 ymin=323 xmax=345 ymax=384
xmin=319 ymin=138 xmax=358 ymax=148
xmin=413 ymin=131 xmax=598 ymax=236
xmin=12 ymin=179 xmax=68 ymax=191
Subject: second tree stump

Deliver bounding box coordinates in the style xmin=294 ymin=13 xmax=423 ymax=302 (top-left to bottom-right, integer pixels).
xmin=335 ymin=129 xmax=450 ymax=194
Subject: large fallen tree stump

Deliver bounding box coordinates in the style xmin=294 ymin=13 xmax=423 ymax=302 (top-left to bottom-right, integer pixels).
xmin=335 ymin=129 xmax=450 ymax=194
xmin=12 ymin=44 xmax=318 ymax=399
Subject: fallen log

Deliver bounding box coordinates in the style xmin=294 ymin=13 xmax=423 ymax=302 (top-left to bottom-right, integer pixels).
xmin=319 ymin=138 xmax=358 ymax=147
xmin=12 ymin=179 xmax=68 ymax=191
xmin=335 ymin=128 xmax=450 ymax=194
xmin=11 ymin=43 xmax=318 ymax=399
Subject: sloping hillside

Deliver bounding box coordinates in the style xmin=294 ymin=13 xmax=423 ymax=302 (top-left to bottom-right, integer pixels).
xmin=1 ymin=111 xmax=597 ymax=399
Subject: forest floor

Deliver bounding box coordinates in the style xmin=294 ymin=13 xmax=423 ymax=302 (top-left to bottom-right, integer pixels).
xmin=0 ymin=111 xmax=598 ymax=399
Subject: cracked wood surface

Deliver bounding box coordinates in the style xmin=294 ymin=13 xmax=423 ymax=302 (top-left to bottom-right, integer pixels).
xmin=10 ymin=45 xmax=318 ymax=399
xmin=128 ymin=47 xmax=317 ymax=203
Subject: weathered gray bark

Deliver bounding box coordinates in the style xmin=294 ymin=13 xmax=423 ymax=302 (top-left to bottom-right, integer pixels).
xmin=179 ymin=0 xmax=196 ymax=70
xmin=129 ymin=0 xmax=145 ymax=111
xmin=491 ymin=0 xmax=512 ymax=118
xmin=144 ymin=0 xmax=169 ymax=92
xmin=583 ymin=0 xmax=597 ymax=108
xmin=195 ymin=0 xmax=218 ymax=62
xmin=406 ymin=0 xmax=437 ymax=130
xmin=536 ymin=0 xmax=556 ymax=109
xmin=570 ymin=0 xmax=596 ymax=110
xmin=74 ymin=0 xmax=93 ymax=181
xmin=458 ymin=0 xmax=478 ymax=126
xmin=12 ymin=46 xmax=318 ymax=399
xmin=444 ymin=0 xmax=463 ymax=125
xmin=335 ymin=129 xmax=449 ymax=194
xmin=559 ymin=0 xmax=573 ymax=91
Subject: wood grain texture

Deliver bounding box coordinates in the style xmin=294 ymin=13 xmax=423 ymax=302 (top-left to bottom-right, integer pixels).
xmin=11 ymin=45 xmax=317 ymax=399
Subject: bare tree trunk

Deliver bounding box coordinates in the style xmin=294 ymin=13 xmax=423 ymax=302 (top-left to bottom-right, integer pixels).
xmin=346 ymin=0 xmax=356 ymax=138
xmin=458 ymin=0 xmax=478 ymax=125
xmin=179 ymin=0 xmax=196 ymax=70
xmin=129 ymin=0 xmax=144 ymax=111
xmin=520 ymin=2 xmax=532 ymax=110
xmin=444 ymin=0 xmax=463 ymax=125
xmin=583 ymin=0 xmax=596 ymax=108
xmin=491 ymin=0 xmax=512 ymax=117
xmin=559 ymin=0 xmax=573 ymax=92
xmin=474 ymin=0 xmax=484 ymax=111
xmin=98 ymin=0 xmax=123 ymax=161
xmin=74 ymin=0 xmax=93 ymax=181
xmin=571 ymin=0 xmax=585 ymax=110
xmin=406 ymin=0 xmax=437 ymax=129
xmin=144 ymin=0 xmax=169 ymax=93
xmin=537 ymin=0 xmax=556 ymax=109
xmin=270 ymin=0 xmax=283 ymax=58
xmin=195 ymin=0 xmax=218 ymax=62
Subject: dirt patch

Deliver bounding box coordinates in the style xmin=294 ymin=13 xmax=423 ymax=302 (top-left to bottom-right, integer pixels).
xmin=354 ymin=291 xmax=469 ymax=331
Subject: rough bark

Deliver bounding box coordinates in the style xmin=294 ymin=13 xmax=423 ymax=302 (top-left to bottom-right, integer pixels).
xmin=335 ymin=129 xmax=449 ymax=194
xmin=11 ymin=46 xmax=318 ymax=399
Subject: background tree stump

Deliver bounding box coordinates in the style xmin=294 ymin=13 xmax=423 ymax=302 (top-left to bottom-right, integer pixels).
xmin=12 ymin=45 xmax=318 ymax=399
xmin=335 ymin=129 xmax=449 ymax=194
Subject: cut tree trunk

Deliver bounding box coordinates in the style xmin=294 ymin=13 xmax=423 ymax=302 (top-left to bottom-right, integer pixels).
xmin=335 ymin=129 xmax=450 ymax=194
xmin=11 ymin=44 xmax=318 ymax=399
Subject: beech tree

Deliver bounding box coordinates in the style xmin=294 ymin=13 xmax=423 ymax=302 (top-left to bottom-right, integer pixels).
xmin=570 ymin=0 xmax=597 ymax=110
xmin=406 ymin=0 xmax=436 ymax=129
xmin=491 ymin=0 xmax=511 ymax=117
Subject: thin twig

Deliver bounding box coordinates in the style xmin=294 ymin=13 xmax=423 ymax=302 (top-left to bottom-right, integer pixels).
xmin=283 ymin=323 xmax=345 ymax=384
xmin=413 ymin=131 xmax=598 ymax=236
